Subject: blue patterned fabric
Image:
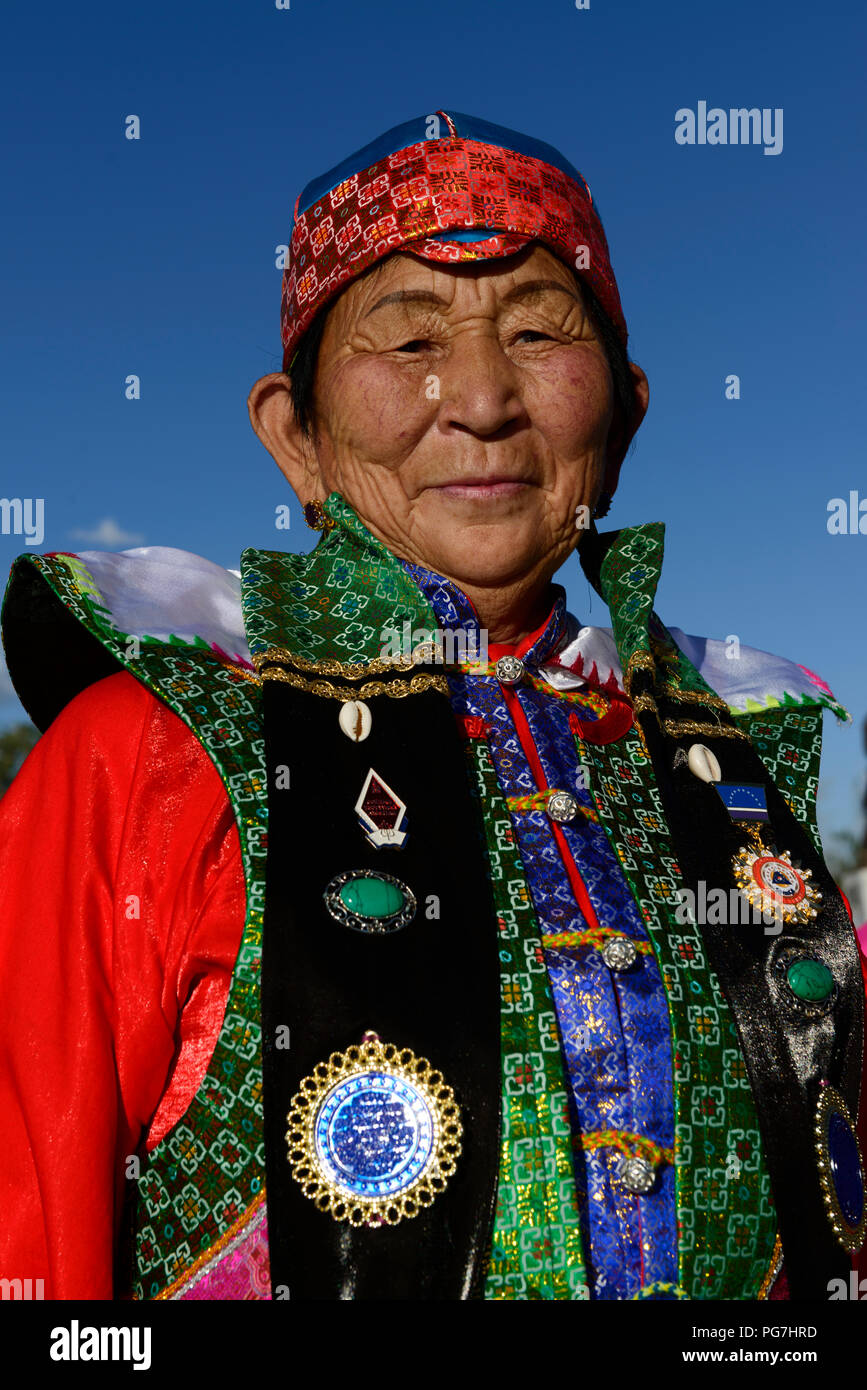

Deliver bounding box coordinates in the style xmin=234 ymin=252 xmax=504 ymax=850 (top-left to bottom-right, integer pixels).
xmin=399 ymin=558 xmax=677 ymax=1300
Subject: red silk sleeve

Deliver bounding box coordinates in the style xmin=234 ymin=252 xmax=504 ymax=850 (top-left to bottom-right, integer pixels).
xmin=0 ymin=671 xmax=245 ymax=1299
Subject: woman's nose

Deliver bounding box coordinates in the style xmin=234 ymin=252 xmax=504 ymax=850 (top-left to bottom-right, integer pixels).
xmin=433 ymin=332 xmax=527 ymax=438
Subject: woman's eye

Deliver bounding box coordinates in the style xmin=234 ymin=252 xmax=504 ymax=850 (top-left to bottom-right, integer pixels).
xmin=394 ymin=339 xmax=430 ymax=353
xmin=515 ymin=329 xmax=552 ymax=343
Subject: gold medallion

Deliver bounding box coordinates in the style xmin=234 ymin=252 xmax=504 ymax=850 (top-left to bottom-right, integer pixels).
xmin=285 ymin=1032 xmax=462 ymax=1228
xmin=731 ymin=824 xmax=821 ymax=928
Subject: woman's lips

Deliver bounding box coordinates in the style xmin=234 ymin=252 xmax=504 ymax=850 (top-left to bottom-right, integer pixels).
xmin=434 ymin=480 xmax=530 ymax=499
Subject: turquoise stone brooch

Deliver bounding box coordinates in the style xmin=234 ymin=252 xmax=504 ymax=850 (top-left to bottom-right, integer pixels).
xmin=323 ymin=869 xmax=416 ymax=933
xmin=285 ymin=1033 xmax=463 ymax=1227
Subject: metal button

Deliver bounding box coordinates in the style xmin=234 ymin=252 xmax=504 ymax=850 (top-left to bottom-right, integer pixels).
xmin=494 ymin=655 xmax=525 ymax=685
xmin=601 ymin=936 xmax=638 ymax=971
xmin=616 ymin=1154 xmax=656 ymax=1194
xmin=547 ymin=790 xmax=578 ymax=823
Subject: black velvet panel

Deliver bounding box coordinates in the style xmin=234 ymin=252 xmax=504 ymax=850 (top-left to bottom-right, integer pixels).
xmin=637 ymin=684 xmax=863 ymax=1300
xmin=261 ymin=677 xmax=502 ymax=1300
xmin=2 ymin=563 xmax=122 ymax=732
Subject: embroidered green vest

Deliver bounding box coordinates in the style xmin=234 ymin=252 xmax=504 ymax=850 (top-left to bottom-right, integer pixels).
xmin=1 ymin=495 xmax=847 ymax=1300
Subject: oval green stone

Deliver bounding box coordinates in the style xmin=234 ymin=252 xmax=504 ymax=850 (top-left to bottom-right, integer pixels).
xmin=786 ymin=958 xmax=834 ymax=1002
xmin=339 ymin=876 xmax=406 ymax=919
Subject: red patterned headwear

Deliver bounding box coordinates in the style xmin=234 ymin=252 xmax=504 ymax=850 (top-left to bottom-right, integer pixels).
xmin=280 ymin=109 xmax=627 ymax=371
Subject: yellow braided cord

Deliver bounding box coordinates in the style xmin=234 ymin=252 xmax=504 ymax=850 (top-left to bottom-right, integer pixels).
xmin=575 ymin=1129 xmax=675 ymax=1167
xmin=506 ymin=790 xmax=599 ymax=821
xmin=543 ymin=927 xmax=653 ymax=954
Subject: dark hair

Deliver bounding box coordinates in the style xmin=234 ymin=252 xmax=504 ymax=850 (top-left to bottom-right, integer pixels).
xmin=287 ymin=260 xmax=638 ymax=453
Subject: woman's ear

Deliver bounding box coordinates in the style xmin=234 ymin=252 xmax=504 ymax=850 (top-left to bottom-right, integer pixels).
xmin=247 ymin=373 xmax=326 ymax=504
xmin=604 ymin=360 xmax=649 ymax=494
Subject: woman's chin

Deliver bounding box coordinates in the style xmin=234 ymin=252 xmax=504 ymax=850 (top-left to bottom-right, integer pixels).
xmin=423 ymin=530 xmax=554 ymax=591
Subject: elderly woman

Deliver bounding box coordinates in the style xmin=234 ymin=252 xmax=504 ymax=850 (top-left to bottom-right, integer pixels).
xmin=0 ymin=110 xmax=864 ymax=1304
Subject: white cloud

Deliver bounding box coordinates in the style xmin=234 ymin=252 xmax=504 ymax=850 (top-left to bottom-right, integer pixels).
xmin=68 ymin=518 xmax=146 ymax=547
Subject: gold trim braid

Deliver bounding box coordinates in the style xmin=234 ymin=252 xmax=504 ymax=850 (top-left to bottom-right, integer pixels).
xmin=253 ymin=644 xmax=422 ymax=678
xmin=630 ymin=692 xmax=751 ymax=742
xmin=757 ymin=1234 xmax=784 ymax=1299
xmin=260 ymin=666 xmax=449 ymax=700
xmin=656 ymin=686 xmax=732 ymax=710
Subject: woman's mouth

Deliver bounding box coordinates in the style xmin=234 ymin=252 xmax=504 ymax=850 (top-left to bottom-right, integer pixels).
xmin=434 ymin=479 xmax=530 ymax=499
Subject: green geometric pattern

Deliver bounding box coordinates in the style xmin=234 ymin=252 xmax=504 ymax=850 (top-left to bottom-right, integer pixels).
xmin=586 ymin=524 xmax=781 ymax=1297
xmin=736 ymin=707 xmax=825 ymax=856
xmin=596 ymin=522 xmax=667 ymax=676
xmin=468 ymin=740 xmax=588 ymax=1301
xmin=572 ymin=719 xmax=777 ymax=1299
xmin=4 ymin=502 xmax=840 ymax=1301
xmin=241 ymin=492 xmax=437 ymax=664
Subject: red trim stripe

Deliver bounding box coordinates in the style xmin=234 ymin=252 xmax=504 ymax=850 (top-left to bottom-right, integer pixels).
xmin=500 ymin=683 xmax=602 ymax=935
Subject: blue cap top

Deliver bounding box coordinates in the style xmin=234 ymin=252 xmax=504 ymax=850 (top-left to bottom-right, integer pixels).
xmin=297 ymin=109 xmax=588 ymax=216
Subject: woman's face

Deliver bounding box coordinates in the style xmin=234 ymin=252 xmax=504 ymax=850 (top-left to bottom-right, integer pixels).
xmin=254 ymin=244 xmax=647 ymax=594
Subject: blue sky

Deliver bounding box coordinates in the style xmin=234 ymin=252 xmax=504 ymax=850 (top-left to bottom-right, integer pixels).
xmin=1 ymin=0 xmax=865 ymax=857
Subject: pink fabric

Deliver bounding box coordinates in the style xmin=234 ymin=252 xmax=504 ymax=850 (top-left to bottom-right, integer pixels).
xmin=176 ymin=1198 xmax=271 ymax=1300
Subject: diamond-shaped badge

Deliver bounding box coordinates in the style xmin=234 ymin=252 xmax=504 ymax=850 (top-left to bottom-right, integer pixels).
xmin=355 ymin=768 xmax=408 ymax=848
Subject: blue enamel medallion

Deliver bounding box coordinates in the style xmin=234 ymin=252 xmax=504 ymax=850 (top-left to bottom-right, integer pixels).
xmin=314 ymin=1071 xmax=435 ymax=1198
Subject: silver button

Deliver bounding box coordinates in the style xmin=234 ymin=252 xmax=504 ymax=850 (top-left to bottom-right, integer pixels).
xmin=616 ymin=1154 xmax=656 ymax=1194
xmin=601 ymin=936 xmax=638 ymax=971
xmin=547 ymin=790 xmax=578 ymax=823
xmin=494 ymin=655 xmax=525 ymax=685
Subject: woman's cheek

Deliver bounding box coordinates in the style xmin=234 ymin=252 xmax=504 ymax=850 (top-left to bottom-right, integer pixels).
xmin=331 ymin=358 xmax=432 ymax=465
xmin=529 ymin=354 xmax=613 ymax=452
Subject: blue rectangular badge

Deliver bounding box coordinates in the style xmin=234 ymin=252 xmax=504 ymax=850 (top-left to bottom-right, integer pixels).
xmin=714 ymin=782 xmax=769 ymax=821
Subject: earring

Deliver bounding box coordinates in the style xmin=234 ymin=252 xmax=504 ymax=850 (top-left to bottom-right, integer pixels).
xmin=593 ymin=492 xmax=613 ymax=520
xmin=303 ymin=500 xmax=334 ymax=531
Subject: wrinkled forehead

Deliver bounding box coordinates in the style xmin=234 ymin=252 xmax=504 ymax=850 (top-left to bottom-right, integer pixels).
xmin=280 ymin=108 xmax=627 ymax=370
xmin=322 ymin=242 xmax=585 ymax=323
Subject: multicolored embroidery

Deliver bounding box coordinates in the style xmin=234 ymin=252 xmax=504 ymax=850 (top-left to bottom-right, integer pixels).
xmin=572 ymin=717 xmax=778 ymax=1297
xmin=405 ymin=553 xmax=680 ymax=1298
xmin=3 ymin=493 xmax=841 ymax=1301
xmin=468 ymin=739 xmax=588 ymax=1300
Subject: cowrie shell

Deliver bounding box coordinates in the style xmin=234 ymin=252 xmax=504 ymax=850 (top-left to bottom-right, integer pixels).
xmin=338 ymin=700 xmax=372 ymax=743
xmin=687 ymin=743 xmax=721 ymax=783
